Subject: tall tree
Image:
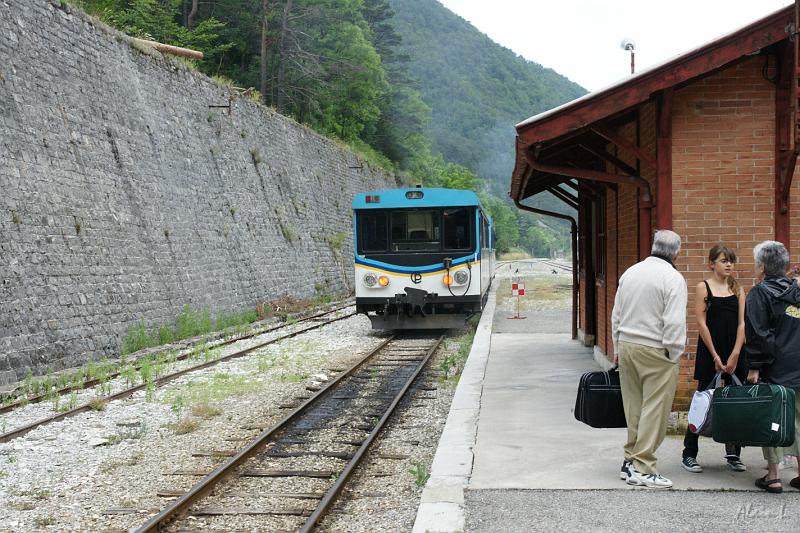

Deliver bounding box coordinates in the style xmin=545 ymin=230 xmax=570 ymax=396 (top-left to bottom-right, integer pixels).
xmin=361 ymin=0 xmax=428 ymax=167
xmin=276 ymin=0 xmax=292 ymax=113
xmin=260 ymin=0 xmax=269 ymax=104
xmin=187 ymin=0 xmax=198 ymax=29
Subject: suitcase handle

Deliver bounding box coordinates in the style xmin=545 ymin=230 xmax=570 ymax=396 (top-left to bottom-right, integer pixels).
xmin=604 ymin=365 xmax=620 ymax=386
xmin=712 ymin=371 xmax=742 ymax=389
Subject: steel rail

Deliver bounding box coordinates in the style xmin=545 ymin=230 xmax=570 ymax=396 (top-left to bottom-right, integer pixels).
xmin=538 ymin=258 xmax=574 ymax=273
xmin=0 ymin=311 xmax=356 ymax=444
xmin=299 ymin=334 xmax=443 ymax=532
xmin=135 ymin=335 xmax=397 ymax=532
xmin=0 ymin=302 xmax=353 ymax=415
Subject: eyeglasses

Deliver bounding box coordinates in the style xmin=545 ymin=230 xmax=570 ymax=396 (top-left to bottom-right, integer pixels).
xmin=714 ymin=259 xmax=734 ymax=265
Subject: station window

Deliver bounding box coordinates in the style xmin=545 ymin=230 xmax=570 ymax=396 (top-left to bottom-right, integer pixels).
xmin=358 ymin=211 xmax=388 ymax=252
xmin=443 ymin=207 xmax=472 ymax=251
xmin=391 ymin=210 xmax=440 ymax=252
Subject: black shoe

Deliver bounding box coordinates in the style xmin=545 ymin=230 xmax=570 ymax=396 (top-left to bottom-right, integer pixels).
xmin=681 ymin=456 xmax=702 ymax=473
xmin=726 ymin=457 xmax=746 ymax=472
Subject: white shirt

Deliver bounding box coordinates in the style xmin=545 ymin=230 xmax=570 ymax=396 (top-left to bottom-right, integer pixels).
xmin=611 ymin=256 xmax=688 ymax=361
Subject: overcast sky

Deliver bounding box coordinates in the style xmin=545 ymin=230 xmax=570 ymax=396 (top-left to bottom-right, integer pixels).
xmin=438 ymin=0 xmax=794 ymax=92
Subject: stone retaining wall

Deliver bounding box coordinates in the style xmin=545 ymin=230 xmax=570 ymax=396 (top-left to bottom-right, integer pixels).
xmin=0 ymin=0 xmax=399 ymax=384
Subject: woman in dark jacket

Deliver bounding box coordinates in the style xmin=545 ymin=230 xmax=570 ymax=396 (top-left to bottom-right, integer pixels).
xmin=745 ymin=240 xmax=800 ymax=493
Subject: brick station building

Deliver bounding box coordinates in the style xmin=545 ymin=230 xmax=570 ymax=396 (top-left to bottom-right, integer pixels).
xmin=510 ymin=5 xmax=800 ymax=408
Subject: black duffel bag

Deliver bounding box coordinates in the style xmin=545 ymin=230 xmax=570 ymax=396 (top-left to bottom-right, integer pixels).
xmin=574 ymin=366 xmax=627 ymax=428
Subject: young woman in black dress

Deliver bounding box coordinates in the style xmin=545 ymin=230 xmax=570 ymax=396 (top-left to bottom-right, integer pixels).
xmin=682 ymin=245 xmax=747 ymax=473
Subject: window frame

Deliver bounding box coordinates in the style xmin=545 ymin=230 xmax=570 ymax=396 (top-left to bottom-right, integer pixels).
xmin=356 ymin=207 xmax=476 ymax=255
xmin=442 ymin=206 xmax=475 ymax=252
xmin=357 ymin=210 xmax=390 ymax=253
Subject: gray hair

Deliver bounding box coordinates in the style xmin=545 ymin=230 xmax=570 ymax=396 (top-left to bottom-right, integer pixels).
xmin=651 ymin=230 xmax=682 ymax=259
xmin=753 ymin=240 xmax=790 ymax=277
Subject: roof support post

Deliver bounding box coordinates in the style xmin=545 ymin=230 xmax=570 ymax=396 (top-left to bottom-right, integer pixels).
xmin=657 ymin=88 xmax=674 ymax=230
xmin=775 ymin=20 xmax=800 ymax=249
xmin=523 ymin=149 xmax=653 ymax=260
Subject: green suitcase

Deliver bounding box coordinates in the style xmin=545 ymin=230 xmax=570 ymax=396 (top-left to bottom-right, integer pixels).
xmin=711 ymin=383 xmax=795 ymax=447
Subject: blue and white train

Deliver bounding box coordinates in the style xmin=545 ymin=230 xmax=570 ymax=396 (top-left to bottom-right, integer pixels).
xmin=353 ymin=187 xmax=495 ymax=329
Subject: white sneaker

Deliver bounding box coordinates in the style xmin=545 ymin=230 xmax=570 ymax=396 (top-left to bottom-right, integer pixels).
xmin=620 ymin=460 xmax=632 ymax=480
xmin=626 ymin=468 xmax=673 ymax=489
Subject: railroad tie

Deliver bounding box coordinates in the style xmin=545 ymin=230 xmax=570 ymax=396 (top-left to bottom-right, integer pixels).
xmin=239 ymin=469 xmax=337 ymax=478
xmin=190 ymin=508 xmax=312 ymax=517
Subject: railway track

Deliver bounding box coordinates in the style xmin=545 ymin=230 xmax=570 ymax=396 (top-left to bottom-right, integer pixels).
xmin=495 ymin=258 xmax=573 ymax=274
xmin=0 ymin=303 xmax=353 ymax=416
xmin=0 ymin=306 xmax=356 ymax=444
xmin=537 ymin=258 xmax=573 ymax=273
xmin=134 ymin=333 xmax=443 ymax=532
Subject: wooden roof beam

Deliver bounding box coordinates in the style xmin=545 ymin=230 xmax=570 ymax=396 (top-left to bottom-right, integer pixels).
xmin=590 ymin=126 xmax=656 ymax=169
xmin=523 ymin=148 xmax=653 ymax=259
xmin=547 ymin=186 xmax=580 ymax=210
xmin=578 ymin=142 xmax=640 ymax=177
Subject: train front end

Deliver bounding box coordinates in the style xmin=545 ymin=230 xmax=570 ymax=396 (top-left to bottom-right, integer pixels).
xmin=353 ymin=188 xmax=492 ymax=330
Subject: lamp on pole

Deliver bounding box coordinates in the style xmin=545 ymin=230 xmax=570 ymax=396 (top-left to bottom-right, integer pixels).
xmin=621 ymin=38 xmax=635 ymax=74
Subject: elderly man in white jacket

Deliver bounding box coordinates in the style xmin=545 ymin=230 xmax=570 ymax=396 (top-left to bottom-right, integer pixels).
xmin=612 ymin=229 xmax=688 ymax=489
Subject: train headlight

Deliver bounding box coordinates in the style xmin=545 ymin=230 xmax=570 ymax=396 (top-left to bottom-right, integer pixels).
xmin=442 ymin=274 xmax=453 ymax=286
xmin=363 ymin=272 xmax=378 ymax=287
xmin=378 ymin=275 xmax=390 ymax=287
xmin=454 ymin=270 xmax=469 ymax=285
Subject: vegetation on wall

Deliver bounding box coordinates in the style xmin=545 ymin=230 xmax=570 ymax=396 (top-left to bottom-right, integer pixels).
xmin=71 ymin=0 xmax=583 ymax=257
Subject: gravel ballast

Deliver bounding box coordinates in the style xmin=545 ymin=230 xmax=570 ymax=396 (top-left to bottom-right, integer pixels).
xmin=0 ymin=307 xmax=467 ymax=532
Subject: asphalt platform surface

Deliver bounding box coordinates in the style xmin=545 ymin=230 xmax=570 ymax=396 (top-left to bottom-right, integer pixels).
xmin=466 ymin=489 xmax=800 ymax=532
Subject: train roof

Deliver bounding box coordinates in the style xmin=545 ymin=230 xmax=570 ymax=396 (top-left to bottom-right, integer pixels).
xmin=352 ymin=188 xmax=483 ymax=210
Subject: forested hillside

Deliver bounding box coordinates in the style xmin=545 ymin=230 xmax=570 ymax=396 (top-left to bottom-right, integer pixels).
xmin=69 ymin=0 xmax=584 ymax=256
xmin=388 ymin=0 xmax=586 ymax=192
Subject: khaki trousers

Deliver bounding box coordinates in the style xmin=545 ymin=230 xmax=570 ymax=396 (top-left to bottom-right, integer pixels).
xmin=618 ymin=341 xmax=679 ymax=475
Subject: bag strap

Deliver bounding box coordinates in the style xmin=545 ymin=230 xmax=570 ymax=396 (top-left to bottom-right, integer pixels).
xmin=703 ymin=280 xmax=712 ymax=311
xmin=605 ymin=364 xmax=619 ymax=386
xmin=713 ymin=371 xmax=743 ymax=388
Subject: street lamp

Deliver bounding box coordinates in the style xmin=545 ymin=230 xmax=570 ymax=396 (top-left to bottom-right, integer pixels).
xmin=621 ymin=38 xmax=635 ymax=74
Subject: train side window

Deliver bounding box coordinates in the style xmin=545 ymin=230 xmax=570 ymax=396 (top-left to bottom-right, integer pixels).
xmin=443 ymin=207 xmax=472 ymax=251
xmin=478 ymin=213 xmax=488 ymax=250
xmin=358 ymin=211 xmax=388 ymax=252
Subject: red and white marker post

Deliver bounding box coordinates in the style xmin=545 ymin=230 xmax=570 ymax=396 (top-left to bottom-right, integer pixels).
xmin=508 ymin=278 xmax=526 ymax=320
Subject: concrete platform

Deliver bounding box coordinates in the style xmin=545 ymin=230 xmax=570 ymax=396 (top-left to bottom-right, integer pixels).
xmin=413 ymin=286 xmax=800 ymax=533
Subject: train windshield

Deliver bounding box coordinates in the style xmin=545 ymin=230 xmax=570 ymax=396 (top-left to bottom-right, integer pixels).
xmin=391 ymin=210 xmax=440 ymax=252
xmin=357 ymin=207 xmax=474 ymax=253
